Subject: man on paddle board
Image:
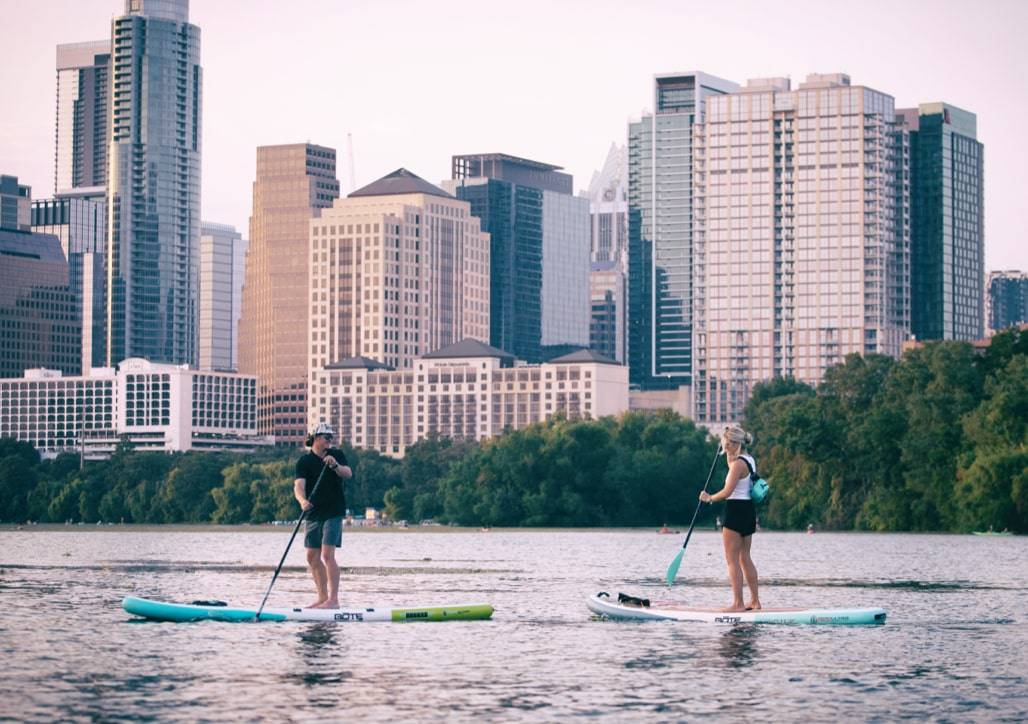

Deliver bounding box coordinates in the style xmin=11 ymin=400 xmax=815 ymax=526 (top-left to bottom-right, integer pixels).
xmin=699 ymin=424 xmax=761 ymax=612
xmin=294 ymin=422 xmax=352 ymax=609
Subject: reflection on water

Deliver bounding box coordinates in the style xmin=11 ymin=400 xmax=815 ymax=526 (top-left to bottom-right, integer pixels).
xmin=0 ymin=529 xmax=1026 ymax=721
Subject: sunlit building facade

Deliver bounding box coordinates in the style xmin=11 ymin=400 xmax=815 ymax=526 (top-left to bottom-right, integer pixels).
xmin=307 ymin=168 xmax=491 ymax=431
xmin=691 ymin=74 xmax=910 ymax=425
xmin=199 ymin=222 xmax=247 ymax=371
xmin=238 ymin=143 xmax=339 ymax=445
xmin=54 ymin=40 xmax=110 ymax=194
xmin=310 ymin=339 xmax=628 ymax=457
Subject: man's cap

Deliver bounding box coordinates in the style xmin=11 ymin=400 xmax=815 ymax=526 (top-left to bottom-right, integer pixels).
xmin=311 ymin=422 xmax=335 ymax=437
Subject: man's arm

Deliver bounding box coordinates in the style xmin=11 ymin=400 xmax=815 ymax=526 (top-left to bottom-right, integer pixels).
xmin=294 ymin=477 xmax=312 ymax=510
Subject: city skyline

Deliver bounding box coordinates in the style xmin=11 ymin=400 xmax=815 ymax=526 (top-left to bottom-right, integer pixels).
xmin=1 ymin=0 xmax=1025 ymax=272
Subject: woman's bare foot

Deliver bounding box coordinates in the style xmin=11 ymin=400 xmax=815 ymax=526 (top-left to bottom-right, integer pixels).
xmin=722 ymin=604 xmax=747 ymax=612
xmin=746 ymin=601 xmax=762 ymax=611
xmin=307 ymin=599 xmax=327 ymax=609
xmin=318 ymin=599 xmax=339 ymax=609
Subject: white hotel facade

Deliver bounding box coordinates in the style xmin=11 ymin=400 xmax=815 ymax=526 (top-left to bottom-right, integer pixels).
xmin=0 ymin=358 xmax=268 ymax=457
xmin=310 ymin=339 xmax=628 ymax=457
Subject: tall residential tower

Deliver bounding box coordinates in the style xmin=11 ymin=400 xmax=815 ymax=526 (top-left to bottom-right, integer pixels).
xmin=691 ymin=74 xmax=910 ymax=425
xmin=105 ymin=0 xmax=202 ymax=367
xmin=899 ymin=103 xmax=985 ymax=341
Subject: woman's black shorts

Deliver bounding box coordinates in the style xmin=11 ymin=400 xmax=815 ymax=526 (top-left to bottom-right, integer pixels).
xmin=723 ymin=499 xmax=756 ymax=537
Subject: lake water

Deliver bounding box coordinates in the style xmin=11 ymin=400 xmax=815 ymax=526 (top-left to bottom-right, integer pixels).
xmin=1 ymin=527 xmax=1026 ymax=721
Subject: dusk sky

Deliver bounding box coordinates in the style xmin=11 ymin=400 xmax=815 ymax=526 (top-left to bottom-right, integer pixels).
xmin=1 ymin=0 xmax=1025 ymax=270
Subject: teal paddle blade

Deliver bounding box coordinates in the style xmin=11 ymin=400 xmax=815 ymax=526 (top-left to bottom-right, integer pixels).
xmin=665 ymin=548 xmax=685 ymax=587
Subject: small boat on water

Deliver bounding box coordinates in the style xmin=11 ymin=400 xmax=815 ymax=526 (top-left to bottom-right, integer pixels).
xmin=972 ymin=530 xmax=1013 ymax=536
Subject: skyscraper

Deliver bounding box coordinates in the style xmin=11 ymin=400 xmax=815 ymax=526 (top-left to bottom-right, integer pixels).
xmin=585 ymin=143 xmax=628 ymax=265
xmin=691 ymin=74 xmax=910 ymax=425
xmin=628 ymin=72 xmax=739 ymax=390
xmin=307 ymin=168 xmax=491 ymax=435
xmin=199 ymin=222 xmax=247 ymax=371
xmin=54 ymin=40 xmax=110 ymax=194
xmin=238 ymin=143 xmax=339 ymax=445
xmin=987 ymin=270 xmax=1028 ymax=334
xmin=0 ymin=175 xmax=32 ymax=231
xmin=105 ymin=0 xmax=202 ymax=367
xmin=0 ymin=228 xmax=81 ymax=378
xmin=31 ymin=189 xmax=107 ymax=370
xmin=899 ymin=103 xmax=985 ymax=341
xmin=446 ymin=153 xmax=589 ymax=363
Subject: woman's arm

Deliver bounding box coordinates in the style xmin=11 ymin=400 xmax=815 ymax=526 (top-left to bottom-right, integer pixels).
xmin=701 ymin=459 xmax=749 ymax=503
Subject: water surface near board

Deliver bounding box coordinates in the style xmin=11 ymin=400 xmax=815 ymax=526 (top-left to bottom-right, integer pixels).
xmin=2 ymin=528 xmax=1026 ymax=721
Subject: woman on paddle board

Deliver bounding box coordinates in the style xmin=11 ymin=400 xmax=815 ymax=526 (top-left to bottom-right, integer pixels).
xmin=699 ymin=424 xmax=761 ymax=612
xmin=294 ymin=422 xmax=352 ymax=609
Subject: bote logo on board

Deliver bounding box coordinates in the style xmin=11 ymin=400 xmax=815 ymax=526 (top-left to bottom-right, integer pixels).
xmin=714 ymin=616 xmax=741 ymax=624
xmin=334 ymin=612 xmax=364 ymax=621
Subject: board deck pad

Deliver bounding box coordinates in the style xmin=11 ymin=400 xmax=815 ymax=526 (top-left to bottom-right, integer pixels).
xmin=123 ymin=596 xmax=493 ymax=623
xmin=587 ymin=592 xmax=886 ymax=625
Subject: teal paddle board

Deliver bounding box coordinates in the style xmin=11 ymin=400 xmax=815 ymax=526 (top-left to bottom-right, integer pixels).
xmin=123 ymin=596 xmax=493 ymax=623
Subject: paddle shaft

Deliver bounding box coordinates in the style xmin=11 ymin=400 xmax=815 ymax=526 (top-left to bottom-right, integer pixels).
xmin=678 ymin=444 xmax=722 ymax=553
xmin=255 ymin=459 xmax=331 ymax=620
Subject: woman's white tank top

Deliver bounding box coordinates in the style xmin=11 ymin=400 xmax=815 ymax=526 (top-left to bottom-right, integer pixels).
xmin=727 ymin=454 xmax=755 ymax=500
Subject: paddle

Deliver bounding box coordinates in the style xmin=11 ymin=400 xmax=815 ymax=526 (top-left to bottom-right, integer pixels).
xmin=254 ymin=459 xmax=331 ymax=621
xmin=665 ymin=443 xmax=722 ymax=587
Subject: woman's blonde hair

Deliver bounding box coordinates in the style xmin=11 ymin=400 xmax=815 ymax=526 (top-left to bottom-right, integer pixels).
xmin=722 ymin=423 xmax=753 ymax=449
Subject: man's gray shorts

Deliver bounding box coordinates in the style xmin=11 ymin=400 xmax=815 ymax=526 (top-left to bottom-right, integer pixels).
xmin=304 ymin=516 xmax=343 ymax=549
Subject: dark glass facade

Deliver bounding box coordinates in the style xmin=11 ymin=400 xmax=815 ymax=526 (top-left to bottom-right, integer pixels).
xmin=908 ymin=104 xmax=984 ymax=341
xmin=627 ymin=73 xmax=737 ymax=390
xmin=453 ymin=179 xmax=543 ymax=362
xmin=0 ymin=230 xmax=81 ymax=377
xmin=988 ymin=272 xmax=1028 ymax=332
xmin=106 ymin=3 xmax=202 ymax=366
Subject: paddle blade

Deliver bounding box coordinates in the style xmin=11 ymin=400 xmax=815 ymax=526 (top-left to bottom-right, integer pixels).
xmin=665 ymin=548 xmax=685 ymax=587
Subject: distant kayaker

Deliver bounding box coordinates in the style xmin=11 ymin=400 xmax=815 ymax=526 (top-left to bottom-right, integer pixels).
xmin=294 ymin=422 xmax=352 ymax=609
xmin=699 ymin=424 xmax=761 ymax=612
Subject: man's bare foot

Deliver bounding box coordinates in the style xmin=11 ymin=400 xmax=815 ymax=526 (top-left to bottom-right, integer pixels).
xmin=722 ymin=604 xmax=747 ymax=612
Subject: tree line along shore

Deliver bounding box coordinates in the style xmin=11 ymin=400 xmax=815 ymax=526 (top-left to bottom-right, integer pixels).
xmin=1 ymin=330 xmax=1024 ymax=534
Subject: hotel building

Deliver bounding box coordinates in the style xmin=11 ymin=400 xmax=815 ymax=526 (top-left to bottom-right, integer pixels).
xmin=690 ymin=74 xmax=910 ymax=425
xmin=0 ymin=358 xmax=267 ymax=457
xmin=310 ymin=339 xmax=628 ymax=457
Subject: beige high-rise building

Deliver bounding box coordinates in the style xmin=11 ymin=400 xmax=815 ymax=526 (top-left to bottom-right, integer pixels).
xmin=238 ymin=144 xmax=339 ymax=445
xmin=308 ymin=169 xmax=490 ymax=430
xmin=691 ymin=74 xmax=910 ymax=425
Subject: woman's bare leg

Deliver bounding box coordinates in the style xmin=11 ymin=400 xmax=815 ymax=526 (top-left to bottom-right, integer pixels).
xmin=739 ymin=534 xmax=761 ymax=610
xmin=722 ymin=527 xmax=745 ymax=612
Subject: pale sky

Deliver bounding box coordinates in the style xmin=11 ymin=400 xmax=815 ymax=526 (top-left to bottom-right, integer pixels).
xmin=1 ymin=0 xmax=1026 ymax=270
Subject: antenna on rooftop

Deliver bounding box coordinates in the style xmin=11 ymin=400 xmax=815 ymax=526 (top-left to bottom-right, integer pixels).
xmin=347 ymin=133 xmax=357 ymax=193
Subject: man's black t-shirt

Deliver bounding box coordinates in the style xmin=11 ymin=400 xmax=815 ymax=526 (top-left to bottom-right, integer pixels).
xmin=295 ymin=448 xmax=348 ymax=521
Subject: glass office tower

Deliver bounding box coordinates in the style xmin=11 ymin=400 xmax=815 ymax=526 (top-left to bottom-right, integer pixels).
xmin=447 ymin=154 xmax=588 ymax=363
xmin=627 ymin=72 xmax=738 ymax=390
xmin=987 ymin=271 xmax=1027 ymax=334
xmin=105 ymin=0 xmax=202 ymax=366
xmin=54 ymin=40 xmax=110 ymax=194
xmin=900 ymin=103 xmax=984 ymax=341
